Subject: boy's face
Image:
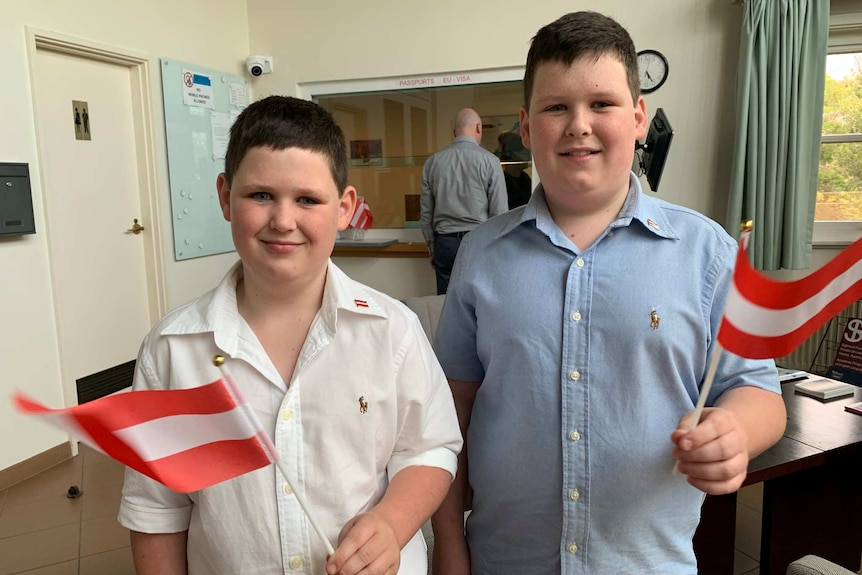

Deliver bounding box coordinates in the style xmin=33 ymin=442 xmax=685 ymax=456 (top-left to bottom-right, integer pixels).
xmin=217 ymin=146 xmax=356 ymax=287
xmin=520 ymin=55 xmax=647 ymax=216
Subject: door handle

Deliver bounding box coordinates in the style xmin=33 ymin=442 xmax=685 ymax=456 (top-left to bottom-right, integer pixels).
xmin=126 ymin=218 xmax=145 ymax=234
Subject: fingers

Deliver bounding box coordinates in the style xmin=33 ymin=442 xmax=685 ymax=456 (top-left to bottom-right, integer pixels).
xmin=671 ymin=408 xmax=750 ymax=494
xmin=326 ymin=514 xmax=400 ymax=575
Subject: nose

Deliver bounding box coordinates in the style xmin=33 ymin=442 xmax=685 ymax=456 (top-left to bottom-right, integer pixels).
xmin=269 ymin=201 xmax=297 ymax=232
xmin=565 ymin=109 xmax=591 ymax=137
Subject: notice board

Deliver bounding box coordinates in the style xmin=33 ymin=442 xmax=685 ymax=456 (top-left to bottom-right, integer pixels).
xmin=160 ymin=57 xmax=248 ymax=260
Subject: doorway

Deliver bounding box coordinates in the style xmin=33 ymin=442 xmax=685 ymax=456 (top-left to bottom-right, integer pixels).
xmin=28 ymin=30 xmax=165 ymax=410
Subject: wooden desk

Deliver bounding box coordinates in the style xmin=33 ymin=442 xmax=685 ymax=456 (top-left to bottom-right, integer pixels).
xmin=694 ymin=381 xmax=862 ymax=575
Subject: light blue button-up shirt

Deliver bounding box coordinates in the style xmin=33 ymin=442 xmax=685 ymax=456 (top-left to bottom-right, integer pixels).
xmin=434 ymin=175 xmax=779 ymax=575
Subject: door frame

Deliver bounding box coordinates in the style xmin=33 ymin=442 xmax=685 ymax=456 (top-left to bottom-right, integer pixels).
xmin=25 ymin=28 xmax=167 ymax=407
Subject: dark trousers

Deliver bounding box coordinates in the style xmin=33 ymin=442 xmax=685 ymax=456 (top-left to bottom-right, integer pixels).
xmin=432 ymin=232 xmax=467 ymax=295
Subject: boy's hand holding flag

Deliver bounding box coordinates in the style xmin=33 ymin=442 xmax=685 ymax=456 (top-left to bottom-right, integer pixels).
xmin=12 ymin=356 xmax=337 ymax=555
xmin=687 ymin=221 xmax=862 ymax=433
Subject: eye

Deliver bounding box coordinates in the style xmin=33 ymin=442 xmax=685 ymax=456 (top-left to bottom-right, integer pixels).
xmin=251 ymin=191 xmax=272 ymax=201
xmin=592 ymin=101 xmax=613 ymax=109
xmin=297 ymin=196 xmax=321 ymax=205
xmin=544 ymin=104 xmax=567 ymax=112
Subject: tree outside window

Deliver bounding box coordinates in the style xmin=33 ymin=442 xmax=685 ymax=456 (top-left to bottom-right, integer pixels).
xmin=817 ymin=52 xmax=862 ymax=221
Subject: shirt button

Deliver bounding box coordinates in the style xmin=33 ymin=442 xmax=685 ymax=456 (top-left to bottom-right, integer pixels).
xmin=282 ymin=410 xmax=293 ymax=421
xmin=571 ymin=311 xmax=582 ymax=322
xmin=576 ymin=258 xmax=585 ymax=268
xmin=568 ymin=542 xmax=579 ymax=554
xmin=569 ymin=488 xmax=580 ymax=500
xmin=289 ymin=556 xmax=303 ymax=569
xmin=608 ymin=230 xmax=615 ymax=237
xmin=283 ymin=484 xmax=293 ymax=495
xmin=569 ymin=430 xmax=581 ymax=441
xmin=569 ymin=370 xmax=580 ymax=381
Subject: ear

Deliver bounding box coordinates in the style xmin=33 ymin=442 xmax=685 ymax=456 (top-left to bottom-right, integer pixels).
xmin=216 ymin=172 xmax=230 ymax=222
xmin=337 ymin=186 xmax=358 ymax=231
xmin=634 ymin=96 xmax=648 ymax=141
xmin=216 ymin=173 xmax=231 ymax=222
xmin=519 ymin=107 xmax=532 ymax=150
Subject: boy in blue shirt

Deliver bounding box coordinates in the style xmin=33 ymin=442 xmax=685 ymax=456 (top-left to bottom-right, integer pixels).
xmin=430 ymin=11 xmax=786 ymax=575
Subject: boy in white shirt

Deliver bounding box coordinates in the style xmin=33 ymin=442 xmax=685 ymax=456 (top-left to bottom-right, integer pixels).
xmin=119 ymin=96 xmax=462 ymax=575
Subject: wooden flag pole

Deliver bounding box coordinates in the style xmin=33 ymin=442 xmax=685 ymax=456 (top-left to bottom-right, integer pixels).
xmin=213 ymin=356 xmax=336 ymax=556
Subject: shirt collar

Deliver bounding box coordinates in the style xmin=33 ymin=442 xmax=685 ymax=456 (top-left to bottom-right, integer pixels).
xmin=497 ymin=172 xmax=678 ymax=241
xmin=453 ymin=135 xmax=478 ymax=145
xmin=160 ymin=259 xmax=387 ymax=341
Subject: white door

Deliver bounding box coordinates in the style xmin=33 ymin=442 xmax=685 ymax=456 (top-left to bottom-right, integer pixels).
xmin=34 ymin=48 xmax=152 ymax=399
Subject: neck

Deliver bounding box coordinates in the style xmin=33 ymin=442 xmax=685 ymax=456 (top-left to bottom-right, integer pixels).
xmin=237 ymin=266 xmax=327 ymax=319
xmin=546 ymin=186 xmax=630 ymax=251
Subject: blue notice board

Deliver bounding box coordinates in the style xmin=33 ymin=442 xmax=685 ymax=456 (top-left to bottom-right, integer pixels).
xmin=160 ymin=58 xmax=248 ymax=260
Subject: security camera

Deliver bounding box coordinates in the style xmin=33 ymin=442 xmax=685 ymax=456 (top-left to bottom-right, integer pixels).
xmin=245 ymin=55 xmax=273 ymax=77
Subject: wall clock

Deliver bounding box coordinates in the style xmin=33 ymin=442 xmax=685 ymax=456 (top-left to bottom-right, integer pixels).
xmin=637 ymin=49 xmax=669 ymax=94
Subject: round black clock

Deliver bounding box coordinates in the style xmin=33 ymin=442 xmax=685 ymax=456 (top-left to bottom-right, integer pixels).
xmin=637 ymin=49 xmax=669 ymax=94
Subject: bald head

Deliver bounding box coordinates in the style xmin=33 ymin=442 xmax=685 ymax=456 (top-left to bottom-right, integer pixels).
xmin=453 ymin=108 xmax=482 ymax=143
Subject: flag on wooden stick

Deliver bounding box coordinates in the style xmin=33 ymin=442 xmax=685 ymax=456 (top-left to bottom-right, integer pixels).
xmin=717 ymin=229 xmax=862 ymax=359
xmin=13 ymin=378 xmax=278 ymax=493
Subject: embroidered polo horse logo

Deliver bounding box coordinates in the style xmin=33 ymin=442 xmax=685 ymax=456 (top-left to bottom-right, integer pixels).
xmin=358 ymin=395 xmax=368 ymax=414
xmin=650 ymin=309 xmax=661 ymax=330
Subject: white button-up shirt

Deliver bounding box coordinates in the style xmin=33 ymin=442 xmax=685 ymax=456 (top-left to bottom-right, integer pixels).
xmin=119 ymin=260 xmax=462 ymax=575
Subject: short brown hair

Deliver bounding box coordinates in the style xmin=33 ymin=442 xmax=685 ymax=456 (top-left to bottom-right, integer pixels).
xmin=223 ymin=96 xmax=348 ymax=194
xmin=523 ymin=11 xmax=640 ymax=110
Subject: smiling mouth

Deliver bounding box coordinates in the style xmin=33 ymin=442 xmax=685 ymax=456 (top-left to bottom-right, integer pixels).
xmin=561 ymin=150 xmax=598 ymax=157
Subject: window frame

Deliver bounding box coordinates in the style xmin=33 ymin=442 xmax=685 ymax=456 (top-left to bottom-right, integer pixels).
xmin=813 ymin=12 xmax=862 ymax=246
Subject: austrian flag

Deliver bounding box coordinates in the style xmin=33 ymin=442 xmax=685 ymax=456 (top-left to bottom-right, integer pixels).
xmin=13 ymin=379 xmax=278 ymax=493
xmin=717 ymin=230 xmax=862 ymax=359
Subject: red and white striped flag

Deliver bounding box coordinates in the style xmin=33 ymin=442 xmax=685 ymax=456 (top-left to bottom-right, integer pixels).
xmin=13 ymin=378 xmax=278 ymax=493
xmin=717 ymin=230 xmax=862 ymax=359
xmin=350 ymin=197 xmax=373 ymax=230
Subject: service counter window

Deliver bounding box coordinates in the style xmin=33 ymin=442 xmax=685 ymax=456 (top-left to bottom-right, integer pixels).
xmin=306 ymin=69 xmax=530 ymax=230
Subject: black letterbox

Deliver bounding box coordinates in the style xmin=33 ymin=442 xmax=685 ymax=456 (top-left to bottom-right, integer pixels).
xmin=0 ymin=163 xmax=36 ymax=236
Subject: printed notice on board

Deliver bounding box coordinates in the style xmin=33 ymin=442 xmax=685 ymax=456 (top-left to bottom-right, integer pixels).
xmin=210 ymin=112 xmax=232 ymax=159
xmin=183 ymin=70 xmax=214 ymax=109
xmin=228 ymin=83 xmax=247 ymax=108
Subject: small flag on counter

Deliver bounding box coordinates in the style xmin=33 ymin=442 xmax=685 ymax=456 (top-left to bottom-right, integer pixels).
xmin=718 ymin=228 xmax=862 ymax=359
xmin=12 ymin=378 xmax=278 ymax=493
xmin=350 ymin=196 xmax=373 ymax=230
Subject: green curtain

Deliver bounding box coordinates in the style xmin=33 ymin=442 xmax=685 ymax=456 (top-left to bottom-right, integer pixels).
xmin=726 ymin=0 xmax=829 ymax=270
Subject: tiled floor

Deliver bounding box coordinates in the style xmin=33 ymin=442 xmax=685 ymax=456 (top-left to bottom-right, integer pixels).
xmin=0 ymin=444 xmax=133 ymax=575
xmin=0 ymin=448 xmax=858 ymax=574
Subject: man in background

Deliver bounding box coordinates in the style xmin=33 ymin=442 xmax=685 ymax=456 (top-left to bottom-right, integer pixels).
xmin=421 ymin=108 xmax=507 ymax=294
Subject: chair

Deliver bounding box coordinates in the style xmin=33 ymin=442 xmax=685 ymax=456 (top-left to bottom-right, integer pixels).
xmin=786 ymin=555 xmax=857 ymax=575
xmin=403 ymin=295 xmax=446 ymax=342
xmin=403 ymin=295 xmax=446 ymax=572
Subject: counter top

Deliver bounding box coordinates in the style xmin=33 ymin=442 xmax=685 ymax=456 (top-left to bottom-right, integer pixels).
xmin=332 ymin=241 xmax=428 ymax=259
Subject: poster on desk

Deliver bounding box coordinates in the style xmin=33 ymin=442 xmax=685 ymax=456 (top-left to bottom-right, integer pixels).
xmin=826 ymin=317 xmax=862 ymax=386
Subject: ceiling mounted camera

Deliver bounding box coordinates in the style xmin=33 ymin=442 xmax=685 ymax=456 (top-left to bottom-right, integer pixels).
xmin=245 ymin=55 xmax=273 ymax=77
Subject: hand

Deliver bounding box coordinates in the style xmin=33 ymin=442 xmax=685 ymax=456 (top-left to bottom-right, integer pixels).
xmin=326 ymin=511 xmax=400 ymax=575
xmin=431 ymin=533 xmax=471 ymax=575
xmin=670 ymin=407 xmax=750 ymax=495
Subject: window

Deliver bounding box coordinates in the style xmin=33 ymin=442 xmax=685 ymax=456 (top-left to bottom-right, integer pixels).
xmin=817 ymin=52 xmax=862 ymax=222
xmin=300 ymin=69 xmax=528 ymax=230
xmin=814 ymin=13 xmax=862 ymax=244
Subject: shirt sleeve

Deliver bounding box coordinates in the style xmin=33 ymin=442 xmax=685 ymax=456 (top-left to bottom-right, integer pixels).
xmin=706 ymin=239 xmax=781 ymax=403
xmin=420 ymin=160 xmax=435 ymax=253
xmin=117 ymin=337 xmax=194 ymax=534
xmin=387 ymin=313 xmax=462 ymax=481
xmin=486 ymin=157 xmax=509 ymax=218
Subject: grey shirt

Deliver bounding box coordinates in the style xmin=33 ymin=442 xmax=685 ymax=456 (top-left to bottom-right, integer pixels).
xmin=420 ymin=135 xmax=507 ymax=252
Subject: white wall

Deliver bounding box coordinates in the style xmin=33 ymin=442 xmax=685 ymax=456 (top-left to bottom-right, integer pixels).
xmin=1 ymin=0 xmax=249 ymax=471
xmin=247 ymin=0 xmax=745 ymax=221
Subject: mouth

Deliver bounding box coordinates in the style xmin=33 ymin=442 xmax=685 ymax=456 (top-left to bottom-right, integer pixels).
xmin=261 ymin=239 xmax=302 ymax=252
xmin=560 ymin=149 xmax=599 ymax=157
